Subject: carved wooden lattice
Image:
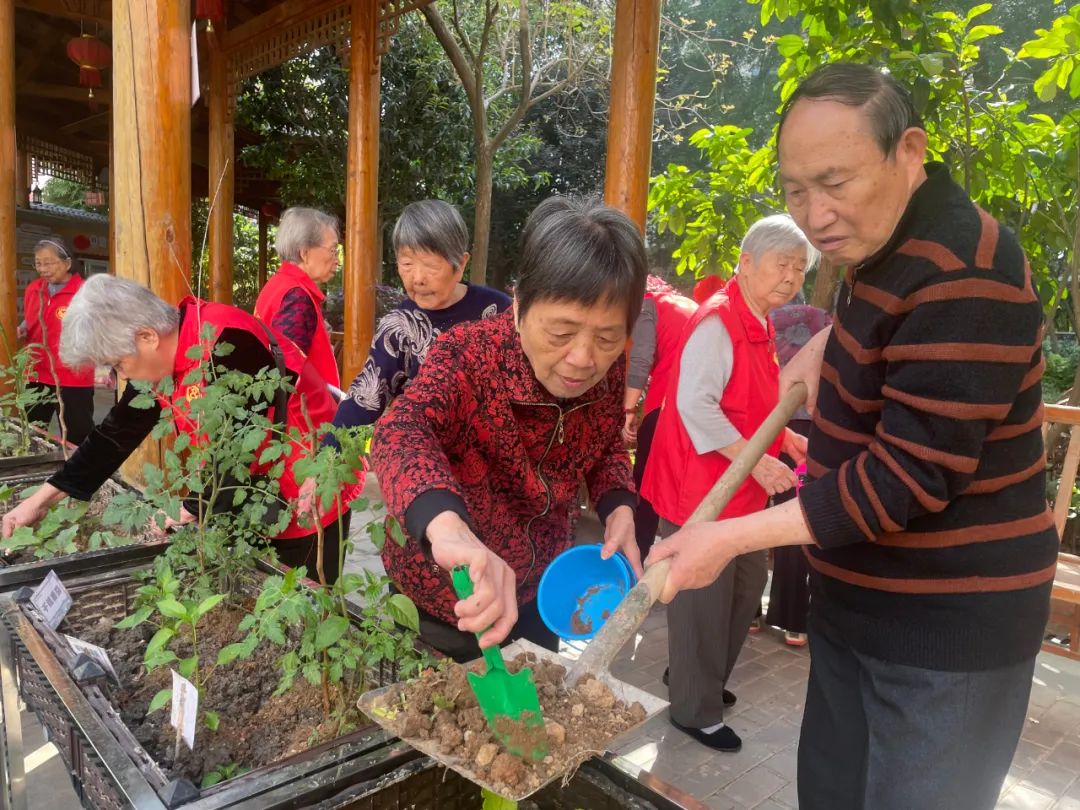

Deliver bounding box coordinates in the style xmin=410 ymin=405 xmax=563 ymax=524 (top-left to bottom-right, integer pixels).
xmin=226 ymin=0 xmax=435 ymax=97
xmin=227 ymin=3 xmax=353 ymax=94
xmin=378 ymin=0 xmax=434 ymax=54
xmin=18 ymin=135 xmax=95 ymax=185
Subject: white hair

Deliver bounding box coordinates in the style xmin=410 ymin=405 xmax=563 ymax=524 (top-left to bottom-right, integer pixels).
xmin=275 ymin=207 xmax=339 ymax=264
xmin=740 ymin=213 xmax=819 ymax=267
xmin=59 ymin=275 xmax=180 ymax=369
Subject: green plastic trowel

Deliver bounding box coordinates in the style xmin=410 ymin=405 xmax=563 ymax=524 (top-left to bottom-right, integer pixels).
xmin=451 ymin=565 xmax=548 ymax=761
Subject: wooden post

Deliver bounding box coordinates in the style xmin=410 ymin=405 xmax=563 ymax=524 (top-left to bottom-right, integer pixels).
xmin=602 ymin=0 xmax=661 ymax=231
xmin=112 ymin=0 xmax=192 ymax=478
xmin=257 ymin=208 xmax=269 ymax=289
xmin=343 ymin=0 xmax=379 ymax=386
xmin=207 ymin=34 xmax=234 ymax=304
xmin=0 ymin=0 xmax=18 ymax=378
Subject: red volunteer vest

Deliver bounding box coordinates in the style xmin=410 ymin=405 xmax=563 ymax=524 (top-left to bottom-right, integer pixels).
xmin=692 ymin=273 xmax=726 ymax=304
xmin=641 ymin=291 xmax=697 ymax=416
xmin=641 ymin=278 xmax=782 ymax=525
xmin=164 ymin=298 xmax=352 ymax=539
xmin=23 ymin=275 xmax=95 ymax=387
xmin=255 ymin=262 xmax=340 ymax=388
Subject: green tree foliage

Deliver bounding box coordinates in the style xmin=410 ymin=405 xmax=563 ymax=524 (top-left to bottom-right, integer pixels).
xmin=40 ymin=178 xmax=89 ymax=210
xmin=648 ymin=0 xmax=1078 ymax=325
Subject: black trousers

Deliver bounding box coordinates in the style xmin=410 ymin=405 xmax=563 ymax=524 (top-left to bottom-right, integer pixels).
xmin=799 ymin=627 xmax=1034 ymax=810
xmin=270 ymin=510 xmax=351 ymax=586
xmin=765 ymin=419 xmax=812 ymax=633
xmin=394 ymin=589 xmax=559 ymax=664
xmin=26 ymin=383 xmax=96 ymax=446
xmin=633 ymin=408 xmax=661 ymax=560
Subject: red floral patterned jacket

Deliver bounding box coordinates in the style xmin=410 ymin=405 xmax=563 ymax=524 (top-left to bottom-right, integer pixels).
xmin=372 ymin=309 xmax=636 ymax=625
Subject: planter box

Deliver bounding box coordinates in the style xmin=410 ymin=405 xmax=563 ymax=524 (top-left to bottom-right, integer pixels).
xmin=309 ymin=751 xmax=708 ymax=810
xmin=0 ymin=427 xmax=66 ymax=481
xmin=0 ymin=560 xmax=418 ymax=809
xmin=0 ymin=474 xmax=165 ymax=592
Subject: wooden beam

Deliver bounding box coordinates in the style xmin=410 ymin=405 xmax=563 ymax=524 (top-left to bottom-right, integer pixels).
xmin=1046 ymin=403 xmax=1080 ymax=427
xmin=113 ymin=0 xmax=192 ymax=480
xmin=59 ymin=109 xmax=109 ymax=134
xmin=0 ymin=0 xmax=18 ymax=378
xmin=207 ymin=33 xmax=234 ymax=304
xmin=222 ymin=0 xmax=345 ymax=55
xmin=19 ymin=82 xmax=111 ymax=104
xmin=15 ymin=0 xmax=109 ymax=26
xmin=602 ymin=0 xmax=661 ymax=231
xmin=343 ymin=0 xmax=379 ymax=387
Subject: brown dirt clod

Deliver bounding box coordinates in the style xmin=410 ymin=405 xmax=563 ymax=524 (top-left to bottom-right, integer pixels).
xmin=383 ymin=652 xmax=647 ymax=796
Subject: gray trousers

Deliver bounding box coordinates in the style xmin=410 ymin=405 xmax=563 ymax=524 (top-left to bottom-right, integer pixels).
xmin=798 ymin=627 xmax=1035 ymax=810
xmin=660 ymin=518 xmax=768 ymax=727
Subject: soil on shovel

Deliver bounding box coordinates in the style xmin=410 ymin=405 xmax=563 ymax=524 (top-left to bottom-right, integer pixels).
xmin=80 ymin=605 xmax=365 ymax=785
xmin=377 ymin=651 xmax=646 ymax=797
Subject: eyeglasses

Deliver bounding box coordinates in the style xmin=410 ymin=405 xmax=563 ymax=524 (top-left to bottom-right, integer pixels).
xmin=34 ymin=260 xmax=62 ymax=269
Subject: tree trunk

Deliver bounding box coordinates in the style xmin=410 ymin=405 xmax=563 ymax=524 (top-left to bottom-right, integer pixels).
xmin=471 ymin=145 xmax=494 ymax=287
xmin=809 ymin=257 xmax=841 ymax=312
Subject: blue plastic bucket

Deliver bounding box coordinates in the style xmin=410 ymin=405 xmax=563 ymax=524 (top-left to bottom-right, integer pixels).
xmin=538 ymin=544 xmax=636 ymax=640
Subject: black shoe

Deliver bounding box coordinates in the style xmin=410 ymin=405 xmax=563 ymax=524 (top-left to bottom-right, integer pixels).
xmin=672 ymin=719 xmax=742 ymax=752
xmin=661 ymin=668 xmax=736 ymax=708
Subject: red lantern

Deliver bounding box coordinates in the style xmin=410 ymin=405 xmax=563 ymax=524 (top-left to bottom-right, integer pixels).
xmin=260 ymin=202 xmax=280 ymax=220
xmin=196 ymin=0 xmax=225 ymax=30
xmin=66 ymin=35 xmax=111 ymax=99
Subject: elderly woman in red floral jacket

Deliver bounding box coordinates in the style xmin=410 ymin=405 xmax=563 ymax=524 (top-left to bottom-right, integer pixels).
xmin=372 ymin=196 xmax=647 ymax=661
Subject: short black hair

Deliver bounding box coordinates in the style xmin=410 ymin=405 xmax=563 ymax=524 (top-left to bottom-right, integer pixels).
xmin=516 ymin=196 xmax=647 ymax=331
xmin=778 ymin=63 xmax=923 ymax=155
xmin=393 ymin=199 xmax=470 ymax=269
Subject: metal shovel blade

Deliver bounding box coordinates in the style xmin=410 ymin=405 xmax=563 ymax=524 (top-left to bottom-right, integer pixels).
xmin=452 ymin=565 xmax=548 ymax=760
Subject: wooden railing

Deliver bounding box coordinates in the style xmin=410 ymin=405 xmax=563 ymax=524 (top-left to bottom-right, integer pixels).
xmin=1044 ymin=403 xmax=1080 ymax=660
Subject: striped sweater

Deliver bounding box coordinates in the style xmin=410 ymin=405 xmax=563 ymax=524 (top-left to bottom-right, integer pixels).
xmin=798 ymin=163 xmax=1058 ymax=671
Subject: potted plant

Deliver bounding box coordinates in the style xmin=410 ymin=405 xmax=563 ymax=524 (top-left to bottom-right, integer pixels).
xmin=0 ymin=344 xmax=67 ymax=478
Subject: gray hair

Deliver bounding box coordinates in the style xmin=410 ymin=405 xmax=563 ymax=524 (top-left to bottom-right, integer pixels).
xmin=275 ymin=207 xmax=339 ymax=264
xmin=740 ymin=214 xmax=819 ymax=267
xmin=34 ymin=238 xmax=71 ymax=260
xmin=392 ymin=200 xmax=470 ymax=269
xmin=778 ymin=63 xmax=923 ymax=156
xmin=59 ymin=275 xmax=180 ymax=369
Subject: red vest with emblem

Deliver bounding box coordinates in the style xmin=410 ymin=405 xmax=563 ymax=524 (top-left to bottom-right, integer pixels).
xmin=165 ymin=298 xmax=351 ymax=539
xmin=255 ymin=262 xmax=340 ymax=388
xmin=23 ymin=275 xmax=95 ymax=387
xmin=641 ymin=278 xmax=782 ymax=525
xmin=641 ymin=291 xmax=697 ymax=416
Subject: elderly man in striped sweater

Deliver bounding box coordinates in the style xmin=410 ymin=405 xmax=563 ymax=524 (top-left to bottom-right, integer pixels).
xmin=649 ymin=63 xmax=1057 ymax=810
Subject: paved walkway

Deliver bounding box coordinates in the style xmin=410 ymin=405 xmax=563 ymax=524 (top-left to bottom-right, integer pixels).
xmin=605 ymin=606 xmax=1080 ymax=810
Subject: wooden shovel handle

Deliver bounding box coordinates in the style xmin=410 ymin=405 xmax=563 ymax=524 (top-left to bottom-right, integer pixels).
xmin=638 ymin=381 xmax=807 ymax=600
xmin=567 ymin=383 xmax=808 ymax=684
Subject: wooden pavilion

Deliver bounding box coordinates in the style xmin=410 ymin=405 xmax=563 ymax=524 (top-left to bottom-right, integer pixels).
xmin=2 ymin=0 xmax=660 ymax=386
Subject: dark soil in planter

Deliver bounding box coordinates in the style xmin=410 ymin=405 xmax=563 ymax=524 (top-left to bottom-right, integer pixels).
xmin=378 ymin=652 xmax=647 ymax=797
xmin=80 ymin=604 xmax=367 ymax=785
xmin=0 ymin=485 xmax=149 ymax=565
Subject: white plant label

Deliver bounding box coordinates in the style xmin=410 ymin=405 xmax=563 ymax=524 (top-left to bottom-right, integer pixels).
xmin=30 ymin=571 xmax=72 ymax=630
xmin=65 ymin=634 xmax=118 ymax=681
xmin=170 ymin=670 xmax=198 ymax=750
